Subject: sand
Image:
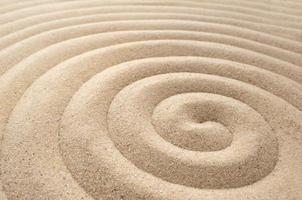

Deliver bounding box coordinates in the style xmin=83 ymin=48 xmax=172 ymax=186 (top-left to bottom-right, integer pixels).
xmin=0 ymin=0 xmax=301 ymax=199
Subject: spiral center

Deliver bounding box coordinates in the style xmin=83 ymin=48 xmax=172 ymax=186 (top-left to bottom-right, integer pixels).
xmin=106 ymin=73 xmax=278 ymax=189
xmin=152 ymin=99 xmax=233 ymax=151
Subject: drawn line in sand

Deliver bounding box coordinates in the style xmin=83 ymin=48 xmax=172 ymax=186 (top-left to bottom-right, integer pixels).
xmin=0 ymin=0 xmax=301 ymax=199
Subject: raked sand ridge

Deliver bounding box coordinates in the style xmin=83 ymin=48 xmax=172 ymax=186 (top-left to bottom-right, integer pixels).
xmin=0 ymin=0 xmax=301 ymax=199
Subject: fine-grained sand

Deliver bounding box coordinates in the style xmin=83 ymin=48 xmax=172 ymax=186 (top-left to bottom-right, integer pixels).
xmin=0 ymin=0 xmax=301 ymax=199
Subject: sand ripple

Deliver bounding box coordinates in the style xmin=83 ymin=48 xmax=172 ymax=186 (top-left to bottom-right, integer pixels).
xmin=0 ymin=0 xmax=301 ymax=199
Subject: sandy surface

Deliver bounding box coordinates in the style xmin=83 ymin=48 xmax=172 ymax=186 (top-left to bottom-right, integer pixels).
xmin=0 ymin=0 xmax=301 ymax=199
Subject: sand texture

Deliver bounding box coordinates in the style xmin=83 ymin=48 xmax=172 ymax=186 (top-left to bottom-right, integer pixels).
xmin=0 ymin=0 xmax=301 ymax=199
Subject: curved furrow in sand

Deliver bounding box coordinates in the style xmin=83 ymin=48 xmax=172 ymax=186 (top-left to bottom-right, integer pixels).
xmin=2 ymin=39 xmax=301 ymax=199
xmin=2 ymin=0 xmax=302 ymax=12
xmin=0 ymin=0 xmax=77 ymax=14
xmin=0 ymin=31 xmax=302 ymax=154
xmin=0 ymin=20 xmax=301 ymax=77
xmin=190 ymin=0 xmax=302 ymax=15
xmin=0 ymin=7 xmax=300 ymax=43
xmin=176 ymin=0 xmax=302 ymax=12
xmin=0 ymin=1 xmax=301 ymax=29
xmin=0 ymin=1 xmax=301 ymax=200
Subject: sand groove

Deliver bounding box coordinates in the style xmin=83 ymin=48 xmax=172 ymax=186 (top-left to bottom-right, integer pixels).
xmin=0 ymin=0 xmax=301 ymax=200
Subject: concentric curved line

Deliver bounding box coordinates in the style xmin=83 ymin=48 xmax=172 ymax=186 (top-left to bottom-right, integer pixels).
xmin=0 ymin=20 xmax=301 ymax=78
xmin=0 ymin=0 xmax=77 ymax=13
xmin=0 ymin=1 xmax=301 ymax=199
xmin=1 ymin=39 xmax=302 ymax=199
xmin=0 ymin=1 xmax=301 ymax=29
xmin=0 ymin=6 xmax=300 ymax=43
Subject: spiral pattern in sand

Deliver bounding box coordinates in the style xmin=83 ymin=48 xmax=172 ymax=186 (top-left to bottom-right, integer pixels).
xmin=0 ymin=0 xmax=302 ymax=200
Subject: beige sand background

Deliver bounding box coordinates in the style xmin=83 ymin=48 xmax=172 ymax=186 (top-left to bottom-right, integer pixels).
xmin=0 ymin=0 xmax=301 ymax=199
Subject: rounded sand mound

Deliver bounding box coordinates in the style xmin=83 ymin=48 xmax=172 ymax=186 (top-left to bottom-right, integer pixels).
xmin=0 ymin=0 xmax=301 ymax=199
